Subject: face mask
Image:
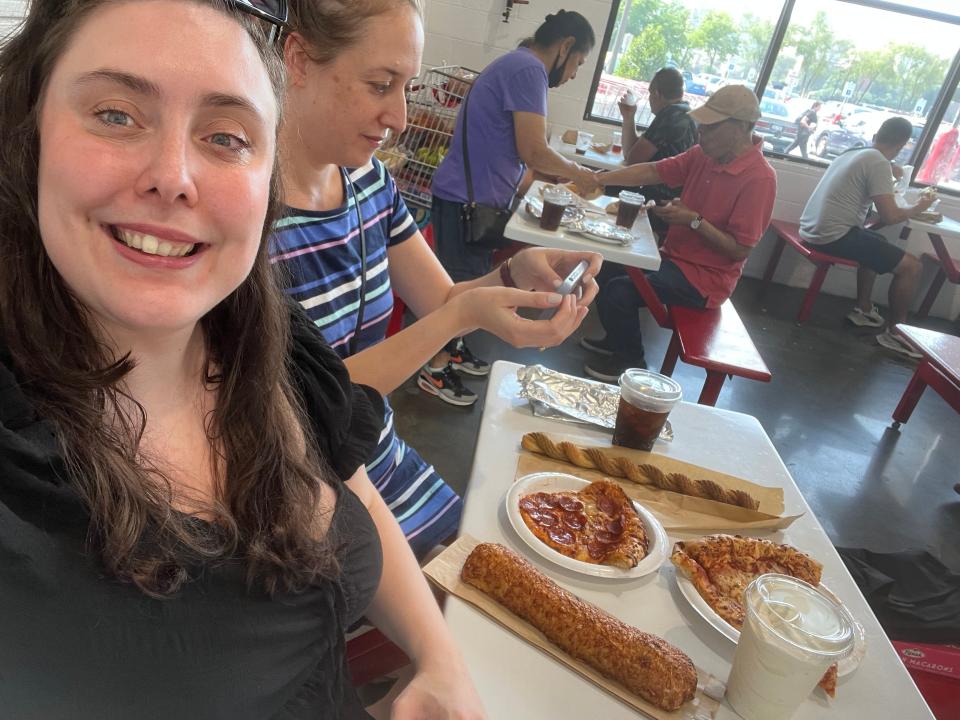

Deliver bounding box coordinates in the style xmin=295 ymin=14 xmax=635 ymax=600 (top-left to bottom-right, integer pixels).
xmin=548 ymin=47 xmax=568 ymax=88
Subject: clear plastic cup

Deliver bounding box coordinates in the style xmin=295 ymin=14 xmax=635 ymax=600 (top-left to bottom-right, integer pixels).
xmin=575 ymin=131 xmax=593 ymax=155
xmin=539 ymin=186 xmax=573 ymax=232
xmin=616 ymin=190 xmax=646 ymax=229
xmin=726 ymin=574 xmax=855 ymax=720
xmin=612 ymin=369 xmax=682 ymax=451
xmin=612 ymin=130 xmax=623 ymax=154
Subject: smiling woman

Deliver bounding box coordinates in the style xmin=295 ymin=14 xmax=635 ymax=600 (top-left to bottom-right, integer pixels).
xmin=0 ymin=1 xmax=474 ymax=718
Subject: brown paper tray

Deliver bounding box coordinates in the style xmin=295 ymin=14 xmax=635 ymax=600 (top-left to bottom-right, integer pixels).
xmin=517 ymin=435 xmax=802 ymax=532
xmin=425 ymin=535 xmax=725 ymax=720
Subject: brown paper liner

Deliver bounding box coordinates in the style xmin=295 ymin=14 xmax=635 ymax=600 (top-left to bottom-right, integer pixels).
xmin=516 ymin=434 xmax=802 ymax=532
xmin=425 ymin=535 xmax=725 ymax=720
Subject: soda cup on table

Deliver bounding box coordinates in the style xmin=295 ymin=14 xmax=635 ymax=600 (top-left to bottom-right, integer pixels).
xmin=575 ymin=131 xmax=593 ymax=156
xmin=726 ymin=574 xmax=855 ymax=720
xmin=615 ymin=190 xmax=646 ymax=229
xmin=611 ymin=130 xmax=623 ymax=155
xmin=612 ymin=369 xmax=682 ymax=451
xmin=539 ymin=186 xmax=573 ymax=232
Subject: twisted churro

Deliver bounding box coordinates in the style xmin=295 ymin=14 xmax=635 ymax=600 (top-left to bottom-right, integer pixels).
xmin=521 ymin=432 xmax=760 ymax=511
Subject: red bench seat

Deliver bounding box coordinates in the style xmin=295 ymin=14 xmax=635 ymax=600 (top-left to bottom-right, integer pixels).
xmin=625 ymin=267 xmax=771 ymax=406
xmin=892 ymin=324 xmax=960 ymax=428
xmin=662 ymin=301 xmax=772 ymax=405
xmin=760 ymin=219 xmax=858 ymax=324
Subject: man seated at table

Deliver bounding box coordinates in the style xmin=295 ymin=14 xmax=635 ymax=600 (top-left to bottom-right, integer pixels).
xmin=580 ymin=85 xmax=777 ymax=381
xmin=607 ymin=67 xmax=698 ymax=240
xmin=799 ymin=117 xmax=937 ymax=359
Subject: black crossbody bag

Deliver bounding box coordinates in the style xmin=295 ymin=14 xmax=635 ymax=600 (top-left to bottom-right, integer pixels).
xmin=458 ymin=90 xmax=520 ymax=249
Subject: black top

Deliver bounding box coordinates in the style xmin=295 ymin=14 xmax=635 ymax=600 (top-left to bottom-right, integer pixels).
xmin=796 ymin=108 xmax=818 ymax=135
xmin=639 ymin=101 xmax=698 ymax=204
xmin=0 ymin=305 xmax=385 ymax=719
xmin=607 ymin=101 xmax=698 ymax=206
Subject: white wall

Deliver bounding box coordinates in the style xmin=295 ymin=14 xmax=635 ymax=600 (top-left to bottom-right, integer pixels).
xmin=423 ymin=0 xmax=960 ymax=320
xmin=0 ymin=0 xmax=25 ymax=36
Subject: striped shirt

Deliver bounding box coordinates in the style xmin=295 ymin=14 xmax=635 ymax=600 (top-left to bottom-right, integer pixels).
xmin=269 ymin=159 xmax=462 ymax=558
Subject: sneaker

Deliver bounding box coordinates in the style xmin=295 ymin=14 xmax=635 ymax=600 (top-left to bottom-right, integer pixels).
xmin=583 ymin=354 xmax=642 ymax=383
xmin=876 ymin=330 xmax=922 ymax=360
xmin=847 ymin=305 xmax=885 ymax=328
xmin=417 ymin=364 xmax=478 ymax=406
xmin=580 ymin=335 xmax=619 ymax=356
xmin=448 ymin=338 xmax=490 ymax=376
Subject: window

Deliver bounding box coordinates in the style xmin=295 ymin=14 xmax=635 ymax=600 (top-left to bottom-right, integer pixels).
xmin=916 ymin=85 xmax=960 ymax=192
xmin=771 ymin=1 xmax=957 ymax=166
xmin=588 ymin=1 xmax=784 ymax=128
xmin=585 ymin=0 xmax=960 ymax=193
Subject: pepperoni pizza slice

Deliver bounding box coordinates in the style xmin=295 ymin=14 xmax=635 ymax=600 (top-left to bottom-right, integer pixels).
xmin=517 ymin=479 xmax=648 ymax=569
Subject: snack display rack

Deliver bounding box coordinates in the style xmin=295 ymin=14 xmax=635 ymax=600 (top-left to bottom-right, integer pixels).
xmin=376 ymin=65 xmax=477 ymax=209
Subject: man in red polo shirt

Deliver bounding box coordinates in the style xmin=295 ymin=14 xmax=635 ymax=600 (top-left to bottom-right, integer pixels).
xmin=581 ymin=85 xmax=777 ymax=381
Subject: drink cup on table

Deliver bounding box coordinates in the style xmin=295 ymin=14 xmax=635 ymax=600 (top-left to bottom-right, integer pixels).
xmin=612 ymin=369 xmax=682 ymax=451
xmin=539 ymin=186 xmax=573 ymax=232
xmin=575 ymin=131 xmax=593 ymax=155
xmin=726 ymin=574 xmax=855 ymax=720
xmin=615 ymin=190 xmax=646 ymax=229
xmin=611 ymin=130 xmax=623 ymax=154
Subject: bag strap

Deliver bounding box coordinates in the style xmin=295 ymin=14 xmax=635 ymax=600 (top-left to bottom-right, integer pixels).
xmin=459 ymin=87 xmax=520 ymax=210
xmin=461 ymin=90 xmax=477 ymax=206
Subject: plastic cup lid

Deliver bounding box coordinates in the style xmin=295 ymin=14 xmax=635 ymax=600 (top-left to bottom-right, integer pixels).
xmin=542 ymin=186 xmax=573 ymax=203
xmin=745 ymin=574 xmax=855 ymax=658
xmin=618 ymin=190 xmax=646 ymax=205
xmin=618 ymin=368 xmax=682 ymax=410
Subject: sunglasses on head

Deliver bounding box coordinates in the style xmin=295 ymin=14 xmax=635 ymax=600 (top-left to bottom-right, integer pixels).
xmin=230 ymin=0 xmax=288 ymax=42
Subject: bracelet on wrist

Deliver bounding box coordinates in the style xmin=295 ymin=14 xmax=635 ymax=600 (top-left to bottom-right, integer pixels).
xmin=499 ymin=257 xmax=516 ymax=288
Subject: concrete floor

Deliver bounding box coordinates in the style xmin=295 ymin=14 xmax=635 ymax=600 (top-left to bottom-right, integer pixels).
xmin=389 ymin=278 xmax=960 ymax=570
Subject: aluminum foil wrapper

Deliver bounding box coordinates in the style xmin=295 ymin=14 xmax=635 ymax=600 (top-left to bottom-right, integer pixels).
xmin=516 ymin=364 xmax=672 ymax=441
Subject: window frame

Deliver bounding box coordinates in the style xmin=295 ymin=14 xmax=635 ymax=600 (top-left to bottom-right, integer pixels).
xmin=583 ymin=0 xmax=960 ymax=195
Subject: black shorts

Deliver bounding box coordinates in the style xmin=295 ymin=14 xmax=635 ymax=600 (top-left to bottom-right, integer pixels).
xmin=805 ymin=226 xmax=905 ymax=274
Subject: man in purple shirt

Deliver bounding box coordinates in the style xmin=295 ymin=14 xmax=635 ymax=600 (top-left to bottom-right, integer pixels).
xmin=423 ymin=10 xmax=597 ymax=405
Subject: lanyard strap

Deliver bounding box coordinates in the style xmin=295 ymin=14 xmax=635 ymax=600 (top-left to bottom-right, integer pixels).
xmin=345 ymin=167 xmax=367 ymax=356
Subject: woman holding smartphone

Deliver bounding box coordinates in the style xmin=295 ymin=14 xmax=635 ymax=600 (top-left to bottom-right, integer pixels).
xmin=270 ymin=0 xmax=601 ymax=562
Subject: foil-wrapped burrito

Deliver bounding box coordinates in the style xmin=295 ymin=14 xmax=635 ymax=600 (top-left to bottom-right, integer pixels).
xmin=516 ymin=364 xmax=672 ymax=441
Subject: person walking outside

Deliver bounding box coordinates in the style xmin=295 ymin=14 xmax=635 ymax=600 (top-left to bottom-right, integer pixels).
xmin=785 ymin=100 xmax=821 ymax=158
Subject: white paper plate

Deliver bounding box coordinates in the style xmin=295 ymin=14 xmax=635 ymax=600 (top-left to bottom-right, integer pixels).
xmin=674 ymin=571 xmax=867 ymax=677
xmin=505 ymin=472 xmax=668 ymax=579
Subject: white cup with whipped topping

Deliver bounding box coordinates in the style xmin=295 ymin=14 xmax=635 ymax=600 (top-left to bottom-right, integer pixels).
xmin=726 ymin=574 xmax=855 ymax=720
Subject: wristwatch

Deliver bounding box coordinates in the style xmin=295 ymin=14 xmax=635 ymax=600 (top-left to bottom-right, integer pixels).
xmin=690 ymin=214 xmax=703 ymax=230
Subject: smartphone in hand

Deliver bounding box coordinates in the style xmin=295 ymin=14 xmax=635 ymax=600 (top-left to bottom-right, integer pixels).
xmin=539 ymin=260 xmax=590 ymax=320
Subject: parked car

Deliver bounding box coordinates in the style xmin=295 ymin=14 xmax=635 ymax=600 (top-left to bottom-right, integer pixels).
xmin=682 ymin=71 xmax=707 ymax=96
xmin=813 ymin=112 xmax=919 ymax=161
xmin=813 ymin=113 xmax=875 ymax=158
xmin=755 ymin=99 xmax=798 ymax=153
xmin=698 ymin=74 xmax=724 ymax=95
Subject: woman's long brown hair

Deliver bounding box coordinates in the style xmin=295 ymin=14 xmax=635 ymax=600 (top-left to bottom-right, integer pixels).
xmin=0 ymin=0 xmax=339 ymax=597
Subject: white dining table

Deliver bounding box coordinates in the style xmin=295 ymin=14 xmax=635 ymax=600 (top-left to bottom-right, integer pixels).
xmin=549 ymin=134 xmax=627 ymax=172
xmin=443 ymin=361 xmax=934 ymax=719
xmin=505 ymin=181 xmax=661 ymax=271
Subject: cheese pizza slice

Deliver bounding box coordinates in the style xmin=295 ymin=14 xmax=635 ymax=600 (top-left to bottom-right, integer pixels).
xmin=671 ymin=534 xmax=840 ymax=697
